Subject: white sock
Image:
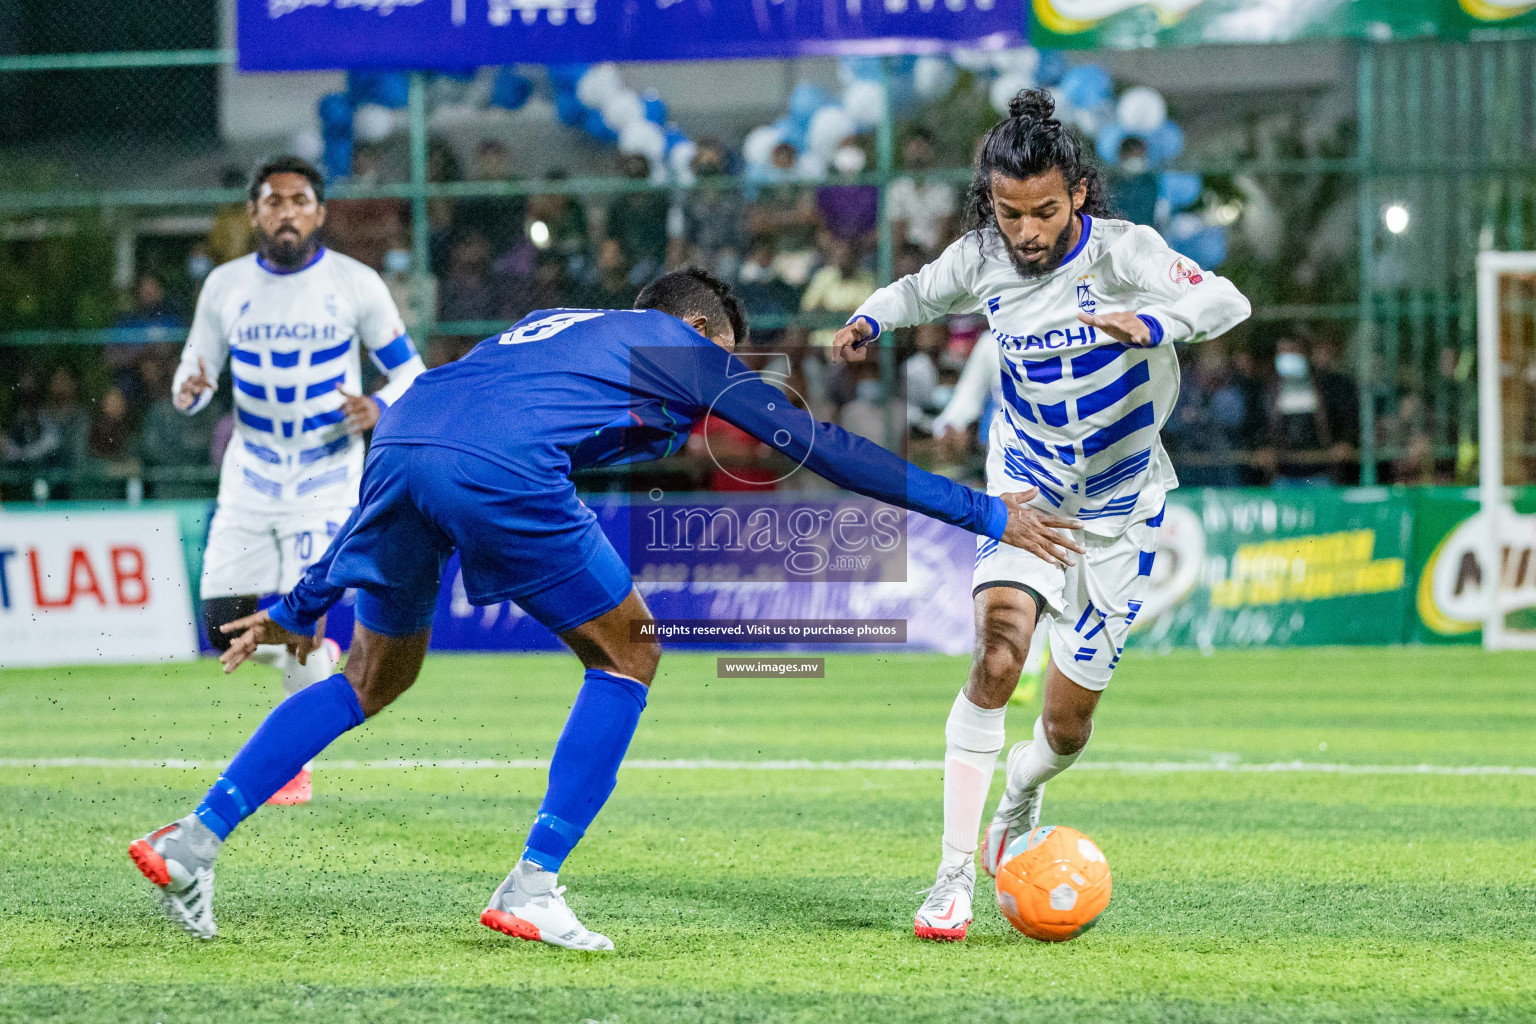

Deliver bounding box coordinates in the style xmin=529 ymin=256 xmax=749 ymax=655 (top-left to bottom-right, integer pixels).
xmin=1005 ymin=715 xmax=1090 ymax=801
xmin=514 ymin=858 xmax=557 ymax=893
xmin=940 ymin=691 xmax=1006 ymax=871
xmin=282 ymin=639 xmax=334 ymax=695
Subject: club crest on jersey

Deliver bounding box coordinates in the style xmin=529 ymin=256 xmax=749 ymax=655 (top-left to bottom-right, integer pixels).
xmin=1076 ymin=275 xmax=1096 ymax=313
xmin=1170 ymin=257 xmax=1204 ymax=286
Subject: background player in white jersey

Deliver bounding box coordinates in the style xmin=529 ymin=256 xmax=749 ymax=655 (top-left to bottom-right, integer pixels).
xmin=172 ymin=156 xmax=424 ymax=803
xmin=834 ymin=89 xmax=1251 ymax=941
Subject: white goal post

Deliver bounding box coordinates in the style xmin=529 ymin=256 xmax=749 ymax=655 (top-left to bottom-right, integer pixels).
xmin=1475 ymin=251 xmax=1536 ymax=651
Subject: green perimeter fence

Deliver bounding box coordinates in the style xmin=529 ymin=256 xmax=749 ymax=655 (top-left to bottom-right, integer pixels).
xmin=4 ymin=30 xmax=1536 ymax=491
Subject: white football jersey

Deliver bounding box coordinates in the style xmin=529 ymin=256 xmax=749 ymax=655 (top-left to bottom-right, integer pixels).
xmin=173 ymin=247 xmax=424 ymax=512
xmin=853 ymin=215 xmax=1250 ymax=535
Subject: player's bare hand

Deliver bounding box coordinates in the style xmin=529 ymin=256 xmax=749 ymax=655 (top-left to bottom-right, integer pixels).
xmin=997 ymin=489 xmax=1087 ymax=568
xmin=174 ymin=358 xmax=216 ymax=411
xmin=1077 ymin=311 xmax=1155 ymax=347
xmin=218 ymin=609 xmax=322 ymax=674
xmin=832 ymin=318 xmax=875 ymax=363
xmin=336 ymin=385 xmax=381 ymax=434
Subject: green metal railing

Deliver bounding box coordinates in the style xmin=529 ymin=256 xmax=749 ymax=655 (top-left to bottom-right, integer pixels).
xmin=3 ymin=36 xmax=1535 ymax=491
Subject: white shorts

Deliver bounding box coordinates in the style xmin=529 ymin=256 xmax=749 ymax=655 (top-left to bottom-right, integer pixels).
xmin=200 ymin=503 xmax=352 ymax=599
xmin=973 ymin=498 xmax=1162 ymax=692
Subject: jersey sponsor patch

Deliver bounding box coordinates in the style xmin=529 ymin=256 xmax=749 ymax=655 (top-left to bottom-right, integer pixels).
xmin=1170 ymin=257 xmax=1204 ymax=286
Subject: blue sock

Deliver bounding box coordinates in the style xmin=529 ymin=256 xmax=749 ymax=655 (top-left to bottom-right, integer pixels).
xmin=522 ymin=668 xmax=649 ymax=872
xmin=195 ymin=672 xmax=365 ymax=839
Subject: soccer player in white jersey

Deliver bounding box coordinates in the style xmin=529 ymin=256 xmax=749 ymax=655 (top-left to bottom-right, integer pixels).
xmin=172 ymin=156 xmax=424 ymax=804
xmin=834 ymin=90 xmax=1251 ymax=941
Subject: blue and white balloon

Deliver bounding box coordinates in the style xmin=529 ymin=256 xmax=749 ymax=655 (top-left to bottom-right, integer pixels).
xmin=575 ymin=63 xmax=622 ymax=109
xmin=1116 ymin=86 xmax=1167 ymax=134
xmin=489 ymin=69 xmax=532 ymax=111
xmin=1060 ymin=64 xmax=1113 ymax=111
xmin=1159 ymin=171 xmax=1203 ymax=212
xmin=743 ymin=125 xmax=784 ymax=167
xmin=600 ymin=88 xmax=644 ymax=132
xmin=789 ymin=82 xmax=829 ymax=126
xmin=912 ymin=55 xmax=957 ymax=102
xmin=618 ymin=119 xmax=667 ymax=163
xmin=353 ymin=103 xmax=395 ymax=143
xmin=641 ymin=89 xmax=667 ymax=125
xmin=1146 ymin=120 xmax=1185 ymax=165
xmin=806 ymin=104 xmax=856 ymax=158
xmin=842 ymin=79 xmax=886 ymax=129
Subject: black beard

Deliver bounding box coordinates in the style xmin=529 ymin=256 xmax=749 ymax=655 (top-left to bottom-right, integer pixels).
xmin=257 ymin=226 xmax=320 ymax=270
xmin=1002 ymin=215 xmax=1076 ymax=279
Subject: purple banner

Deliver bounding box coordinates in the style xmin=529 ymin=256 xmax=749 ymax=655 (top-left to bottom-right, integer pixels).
xmin=237 ymin=0 xmax=1023 ymax=71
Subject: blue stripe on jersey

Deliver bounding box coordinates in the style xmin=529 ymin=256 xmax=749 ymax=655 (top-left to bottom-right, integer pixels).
xmin=241 ymin=467 xmax=282 ymax=498
xmin=1023 ymin=357 xmax=1062 ymax=384
xmin=1002 ymin=447 xmax=1063 ymax=506
xmin=1076 ymin=360 xmax=1151 ymax=420
xmin=232 ymin=375 xmax=266 ymax=400
xmin=1055 ymin=445 xmax=1077 ymax=465
xmin=310 ymin=338 xmax=352 ymax=365
xmin=274 ymin=385 xmax=296 ymax=403
xmin=302 ymin=409 xmax=345 ymax=432
xmin=281 ymin=421 xmax=294 ymax=438
xmin=231 ymin=347 xmax=261 ymax=366
xmin=1138 ymin=551 xmax=1156 ymax=576
xmin=998 ymin=366 xmax=1036 ymax=424
xmin=1147 ymin=503 xmax=1166 ymax=527
xmin=1082 ymin=402 xmax=1154 ymax=458
xmin=271 ymin=350 xmax=301 ymax=368
xmin=305 ymin=373 xmax=346 ymax=399
xmin=1085 ymin=447 xmax=1152 ymax=497
xmin=299 ymin=435 xmax=352 ymax=464
xmin=1016 ymin=428 xmax=1057 ymax=463
xmin=1038 ymin=400 xmax=1069 ymax=427
xmin=975 ymin=537 xmax=999 ymax=565
xmin=1079 ymin=494 xmax=1140 ymax=520
xmin=243 ymin=440 xmax=281 ymax=465
xmin=237 ymin=408 xmax=274 ymax=433
xmin=296 ymin=466 xmax=349 ymax=496
xmin=1006 ymin=446 xmax=1063 ymax=485
xmin=1070 ymin=342 xmax=1129 ymax=379
xmin=371 ymin=333 xmax=417 ymax=371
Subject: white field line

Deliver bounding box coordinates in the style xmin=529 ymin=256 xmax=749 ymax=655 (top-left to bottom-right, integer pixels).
xmin=0 ymin=757 xmax=1534 ymax=776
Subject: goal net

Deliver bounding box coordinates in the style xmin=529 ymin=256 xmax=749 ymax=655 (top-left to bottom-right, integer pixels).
xmin=1475 ymin=252 xmax=1536 ymax=650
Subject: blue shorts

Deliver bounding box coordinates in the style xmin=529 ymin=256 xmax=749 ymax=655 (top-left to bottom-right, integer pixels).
xmin=326 ymin=443 xmax=632 ymax=637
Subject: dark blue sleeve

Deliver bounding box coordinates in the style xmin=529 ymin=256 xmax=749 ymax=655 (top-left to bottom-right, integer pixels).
xmin=268 ymin=505 xmax=358 ymax=636
xmin=634 ymin=339 xmax=1007 ymax=539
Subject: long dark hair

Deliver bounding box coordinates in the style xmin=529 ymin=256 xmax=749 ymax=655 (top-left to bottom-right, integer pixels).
xmin=964 ymin=87 xmax=1110 ymax=239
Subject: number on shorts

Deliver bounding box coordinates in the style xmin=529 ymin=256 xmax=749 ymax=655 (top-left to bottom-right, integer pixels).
xmin=497 ymin=311 xmax=604 ymax=346
xmin=295 ymin=531 xmax=313 ymax=561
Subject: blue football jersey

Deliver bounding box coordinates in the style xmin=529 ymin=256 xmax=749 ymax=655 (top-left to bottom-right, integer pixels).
xmin=373 ymin=308 xmax=1003 ymax=537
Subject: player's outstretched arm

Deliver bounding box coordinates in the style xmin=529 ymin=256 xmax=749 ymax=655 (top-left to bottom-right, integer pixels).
xmin=218 ymin=609 xmax=323 ymax=675
xmin=834 ymin=235 xmax=984 ymax=362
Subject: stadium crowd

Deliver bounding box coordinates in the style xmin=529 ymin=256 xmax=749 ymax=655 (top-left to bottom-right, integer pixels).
xmin=1 ymin=130 xmax=1452 ymax=499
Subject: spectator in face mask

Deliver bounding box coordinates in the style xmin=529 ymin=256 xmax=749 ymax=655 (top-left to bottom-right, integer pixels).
xmin=838 ymin=363 xmax=892 ymax=449
xmin=816 ymin=136 xmax=877 ymax=245
xmin=674 ymin=137 xmax=746 ymax=279
xmin=1110 ymin=137 xmax=1158 ymax=227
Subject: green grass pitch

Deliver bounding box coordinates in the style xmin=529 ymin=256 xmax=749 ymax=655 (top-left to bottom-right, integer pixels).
xmin=1 ymin=646 xmax=1534 ymax=1023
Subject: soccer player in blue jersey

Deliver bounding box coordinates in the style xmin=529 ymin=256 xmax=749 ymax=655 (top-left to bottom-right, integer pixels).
xmin=128 ymin=269 xmax=1078 ymax=949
